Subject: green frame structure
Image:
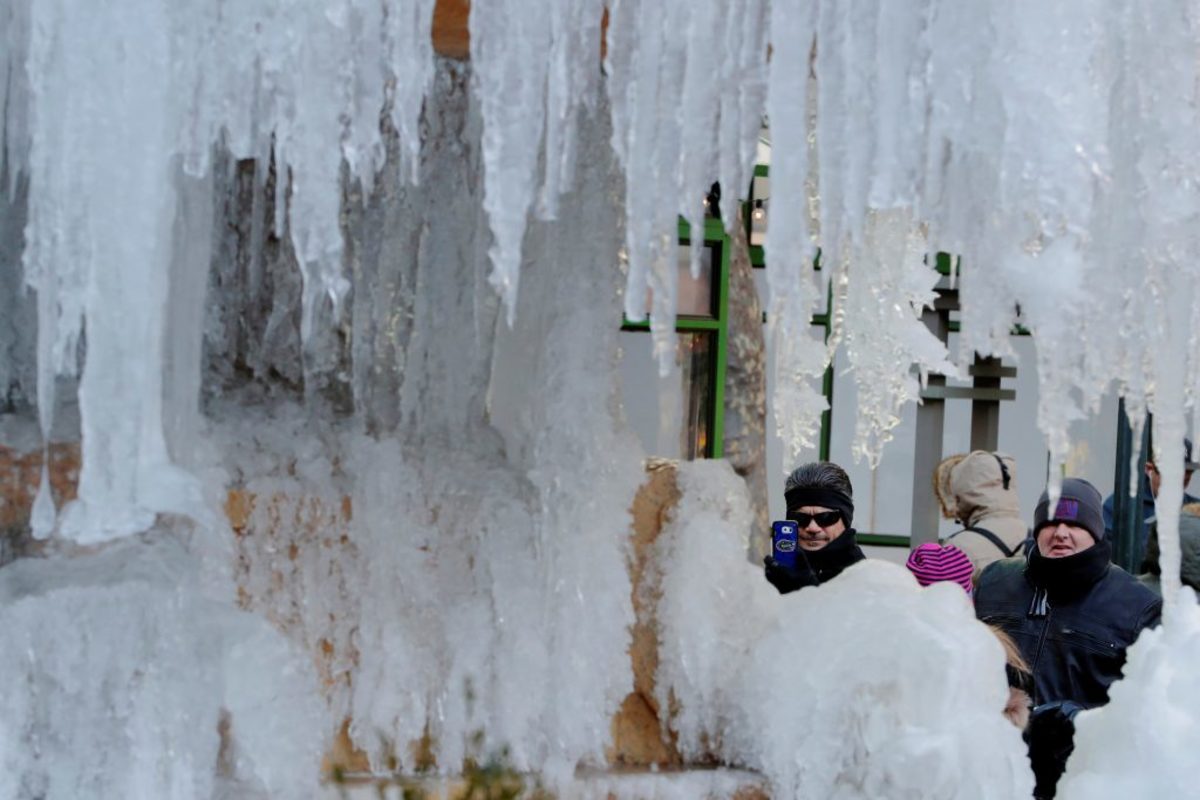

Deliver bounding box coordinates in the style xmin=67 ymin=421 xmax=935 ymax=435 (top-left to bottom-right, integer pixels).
xmin=621 ymin=216 xmax=731 ymax=458
xmin=620 ymin=167 xmax=837 ymax=464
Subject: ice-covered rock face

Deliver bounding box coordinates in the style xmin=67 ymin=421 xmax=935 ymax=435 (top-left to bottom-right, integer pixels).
xmin=3 ymin=0 xmax=1200 ymax=796
xmin=5 ymin=0 xmax=1200 ymax=562
xmin=0 ymin=535 xmax=325 ymax=800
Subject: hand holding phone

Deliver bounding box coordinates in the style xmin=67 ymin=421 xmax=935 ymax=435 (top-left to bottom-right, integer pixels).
xmin=763 ymin=520 xmax=819 ymax=594
xmin=771 ymin=520 xmax=800 ymax=569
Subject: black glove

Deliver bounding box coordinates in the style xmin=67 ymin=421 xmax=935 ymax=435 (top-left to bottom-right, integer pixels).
xmin=1026 ymin=700 xmax=1085 ymax=799
xmin=763 ymin=555 xmax=818 ymax=594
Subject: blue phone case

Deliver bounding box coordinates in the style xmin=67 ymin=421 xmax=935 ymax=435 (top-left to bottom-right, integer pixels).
xmin=772 ymin=520 xmax=799 ymax=569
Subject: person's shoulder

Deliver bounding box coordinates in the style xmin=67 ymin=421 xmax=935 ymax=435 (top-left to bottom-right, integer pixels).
xmin=1103 ymin=563 xmax=1159 ymax=599
xmin=978 ymin=554 xmax=1026 ymax=581
xmin=1136 ymin=571 xmax=1163 ymax=597
xmin=1098 ymin=563 xmax=1162 ymax=621
xmin=975 ymin=556 xmax=1031 ymax=618
xmin=975 ymin=555 xmax=1028 ymax=597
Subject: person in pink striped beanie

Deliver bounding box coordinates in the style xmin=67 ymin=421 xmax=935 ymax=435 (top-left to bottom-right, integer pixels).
xmin=905 ymin=542 xmax=974 ymax=596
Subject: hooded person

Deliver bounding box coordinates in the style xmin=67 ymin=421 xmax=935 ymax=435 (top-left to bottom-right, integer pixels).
xmin=762 ymin=461 xmax=865 ymax=594
xmin=975 ymin=477 xmax=1162 ymax=799
xmin=1102 ymin=438 xmax=1200 ymax=566
xmin=935 ymin=451 xmax=1027 ymax=576
xmin=1138 ymin=502 xmax=1200 ymax=595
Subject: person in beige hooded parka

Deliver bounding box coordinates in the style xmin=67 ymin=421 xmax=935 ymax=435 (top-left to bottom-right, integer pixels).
xmin=934 ymin=451 xmax=1028 ymax=577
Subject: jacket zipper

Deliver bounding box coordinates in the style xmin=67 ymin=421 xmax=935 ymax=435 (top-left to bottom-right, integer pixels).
xmin=1031 ymin=606 xmax=1053 ymax=695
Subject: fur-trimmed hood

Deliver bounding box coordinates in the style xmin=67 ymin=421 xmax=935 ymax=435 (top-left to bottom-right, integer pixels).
xmin=935 ymin=450 xmax=1022 ymax=528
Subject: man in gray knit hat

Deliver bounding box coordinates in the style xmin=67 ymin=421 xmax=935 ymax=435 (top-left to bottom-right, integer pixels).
xmin=976 ymin=477 xmax=1161 ymax=798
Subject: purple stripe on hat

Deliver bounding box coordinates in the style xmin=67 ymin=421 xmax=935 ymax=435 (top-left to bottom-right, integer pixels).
xmin=906 ymin=543 xmax=974 ymax=595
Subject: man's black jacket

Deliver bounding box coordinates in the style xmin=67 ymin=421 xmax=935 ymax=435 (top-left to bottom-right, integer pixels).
xmin=975 ymin=546 xmax=1161 ymax=709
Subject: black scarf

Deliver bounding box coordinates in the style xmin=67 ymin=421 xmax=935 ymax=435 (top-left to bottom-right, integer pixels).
xmin=803 ymin=529 xmax=867 ymax=584
xmin=1026 ymin=540 xmax=1112 ymax=604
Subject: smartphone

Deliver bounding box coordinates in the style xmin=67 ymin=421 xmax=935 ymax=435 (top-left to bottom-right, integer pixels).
xmin=771 ymin=520 xmax=800 ymax=569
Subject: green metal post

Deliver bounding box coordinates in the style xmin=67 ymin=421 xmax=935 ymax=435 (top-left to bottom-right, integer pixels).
xmin=709 ymin=219 xmax=730 ymax=459
xmin=1112 ymin=400 xmax=1149 ymax=571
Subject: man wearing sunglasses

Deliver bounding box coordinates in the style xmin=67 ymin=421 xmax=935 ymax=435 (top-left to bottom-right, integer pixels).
xmin=763 ymin=462 xmax=866 ymax=593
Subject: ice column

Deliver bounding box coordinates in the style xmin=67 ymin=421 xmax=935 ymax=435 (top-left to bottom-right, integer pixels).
xmin=763 ymin=1 xmax=828 ymax=463
xmin=10 ymin=0 xmax=439 ymax=542
xmin=22 ymin=1 xmax=198 ymax=542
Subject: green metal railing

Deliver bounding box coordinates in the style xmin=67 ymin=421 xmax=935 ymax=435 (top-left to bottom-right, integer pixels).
xmin=621 ymin=217 xmax=730 ymax=458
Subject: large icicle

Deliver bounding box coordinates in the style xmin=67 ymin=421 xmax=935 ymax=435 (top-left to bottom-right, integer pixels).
xmin=605 ymin=0 xmax=768 ymax=373
xmin=763 ymin=0 xmax=828 ymax=463
xmin=469 ymin=0 xmax=552 ymax=325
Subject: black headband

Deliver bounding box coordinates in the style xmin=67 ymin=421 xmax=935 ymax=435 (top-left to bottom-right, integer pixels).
xmin=785 ymin=486 xmax=854 ymax=528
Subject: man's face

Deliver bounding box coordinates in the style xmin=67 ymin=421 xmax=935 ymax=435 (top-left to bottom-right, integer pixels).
xmin=789 ymin=505 xmax=847 ymax=551
xmin=1036 ymin=522 xmax=1096 ymax=558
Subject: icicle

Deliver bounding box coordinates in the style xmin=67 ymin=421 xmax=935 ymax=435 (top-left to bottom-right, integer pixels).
xmin=717 ymin=0 xmax=769 ymax=236
xmin=676 ymin=0 xmax=721 ymax=281
xmin=606 ymin=0 xmax=768 ymax=374
xmin=764 ymin=0 xmax=827 ymax=464
xmin=836 ymin=210 xmax=957 ymax=468
xmin=383 ymin=0 xmax=436 ymax=185
xmin=537 ymin=0 xmax=604 ymax=220
xmin=469 ymin=0 xmax=553 ymax=325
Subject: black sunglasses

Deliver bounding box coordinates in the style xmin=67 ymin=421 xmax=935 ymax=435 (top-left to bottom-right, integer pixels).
xmin=788 ymin=510 xmax=843 ymax=528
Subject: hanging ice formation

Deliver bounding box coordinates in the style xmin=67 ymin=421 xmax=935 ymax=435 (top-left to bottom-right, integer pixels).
xmin=5 ymin=0 xmax=1200 ymax=795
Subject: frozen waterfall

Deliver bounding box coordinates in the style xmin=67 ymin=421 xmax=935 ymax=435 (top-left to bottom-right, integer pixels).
xmin=3 ymin=0 xmax=1200 ymax=797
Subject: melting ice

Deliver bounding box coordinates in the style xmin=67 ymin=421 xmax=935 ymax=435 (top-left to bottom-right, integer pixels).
xmin=3 ymin=0 xmax=1200 ymax=797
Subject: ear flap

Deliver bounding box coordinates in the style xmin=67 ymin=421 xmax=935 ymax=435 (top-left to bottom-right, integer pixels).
xmin=934 ymin=453 xmax=967 ymax=520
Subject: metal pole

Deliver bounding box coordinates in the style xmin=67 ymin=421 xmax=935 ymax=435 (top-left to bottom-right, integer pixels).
xmin=911 ymin=306 xmax=948 ymax=546
xmin=1111 ymin=399 xmax=1149 ymax=571
xmin=969 ymin=355 xmax=1003 ymax=452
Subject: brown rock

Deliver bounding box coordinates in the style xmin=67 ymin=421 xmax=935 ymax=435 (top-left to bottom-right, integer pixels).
xmin=608 ymin=459 xmax=682 ymax=767
xmin=0 ymin=441 xmax=80 ymax=529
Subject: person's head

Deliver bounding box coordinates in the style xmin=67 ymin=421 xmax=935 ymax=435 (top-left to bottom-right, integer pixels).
xmin=905 ymin=543 xmax=974 ymax=595
xmin=1032 ymin=478 xmax=1105 ymax=559
xmin=784 ymin=462 xmax=853 ymax=551
xmin=1145 ymin=438 xmax=1198 ymax=497
xmin=934 ymin=451 xmax=1020 ymax=526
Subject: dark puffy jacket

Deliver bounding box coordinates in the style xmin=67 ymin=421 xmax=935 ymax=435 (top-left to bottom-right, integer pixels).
xmin=1138 ymin=511 xmax=1200 ymax=594
xmin=975 ymin=553 xmax=1161 ymax=709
